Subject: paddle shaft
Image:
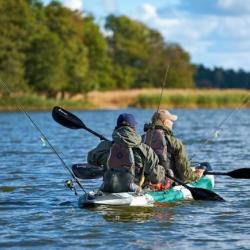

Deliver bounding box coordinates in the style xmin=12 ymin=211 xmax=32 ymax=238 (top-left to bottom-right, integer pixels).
xmin=205 ymin=168 xmax=250 ymax=179
xmin=206 ymin=171 xmax=228 ymax=176
xmin=83 ymin=126 xmax=109 ymax=141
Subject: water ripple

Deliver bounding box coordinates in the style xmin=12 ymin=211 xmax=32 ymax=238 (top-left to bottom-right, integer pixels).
xmin=0 ymin=109 xmax=249 ymax=249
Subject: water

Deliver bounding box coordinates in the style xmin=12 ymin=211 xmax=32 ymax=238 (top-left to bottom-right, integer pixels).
xmin=0 ymin=108 xmax=250 ymax=249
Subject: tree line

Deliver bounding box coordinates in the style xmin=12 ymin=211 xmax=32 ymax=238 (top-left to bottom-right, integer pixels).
xmin=0 ymin=0 xmax=249 ymax=99
xmin=195 ymin=65 xmax=250 ymax=89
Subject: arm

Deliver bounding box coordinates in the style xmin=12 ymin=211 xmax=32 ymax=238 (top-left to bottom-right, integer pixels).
xmin=168 ymin=136 xmax=199 ymax=183
xmin=87 ymin=140 xmax=112 ymax=168
xmin=140 ymin=144 xmax=165 ymax=184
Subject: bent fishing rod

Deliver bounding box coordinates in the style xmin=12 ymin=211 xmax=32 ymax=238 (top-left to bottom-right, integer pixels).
xmin=0 ymin=78 xmax=86 ymax=195
xmin=189 ymin=94 xmax=250 ymax=161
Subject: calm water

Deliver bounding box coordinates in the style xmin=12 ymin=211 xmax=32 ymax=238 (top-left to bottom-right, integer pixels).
xmin=0 ymin=108 xmax=250 ymax=250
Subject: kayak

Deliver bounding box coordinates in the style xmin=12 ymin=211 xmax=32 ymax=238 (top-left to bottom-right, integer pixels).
xmin=78 ymin=174 xmax=215 ymax=207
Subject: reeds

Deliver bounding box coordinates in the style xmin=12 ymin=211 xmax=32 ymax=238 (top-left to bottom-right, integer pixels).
xmin=0 ymin=94 xmax=92 ymax=111
xmin=134 ymin=89 xmax=250 ymax=108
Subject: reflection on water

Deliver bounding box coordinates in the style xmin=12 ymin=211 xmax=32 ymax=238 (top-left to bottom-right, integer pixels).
xmin=0 ymin=108 xmax=250 ymax=249
xmin=87 ymin=204 xmax=176 ymax=223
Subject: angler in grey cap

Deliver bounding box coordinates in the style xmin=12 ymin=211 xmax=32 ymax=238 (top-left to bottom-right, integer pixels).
xmin=143 ymin=110 xmax=204 ymax=183
xmin=87 ymin=113 xmax=165 ymax=193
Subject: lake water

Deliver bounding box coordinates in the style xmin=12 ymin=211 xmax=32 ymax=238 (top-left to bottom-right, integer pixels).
xmin=0 ymin=108 xmax=250 ymax=249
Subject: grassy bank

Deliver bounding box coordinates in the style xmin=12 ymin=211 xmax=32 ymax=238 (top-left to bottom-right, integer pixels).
xmin=0 ymin=89 xmax=249 ymax=111
xmin=0 ymin=94 xmax=93 ymax=111
xmin=134 ymin=89 xmax=250 ymax=108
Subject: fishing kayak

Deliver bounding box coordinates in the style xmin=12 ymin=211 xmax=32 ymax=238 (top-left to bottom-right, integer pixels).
xmin=78 ymin=174 xmax=215 ymax=207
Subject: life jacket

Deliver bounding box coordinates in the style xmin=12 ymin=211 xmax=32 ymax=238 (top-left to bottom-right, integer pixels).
xmin=143 ymin=128 xmax=171 ymax=171
xmin=107 ymin=142 xmax=135 ymax=175
xmin=102 ymin=143 xmax=138 ymax=193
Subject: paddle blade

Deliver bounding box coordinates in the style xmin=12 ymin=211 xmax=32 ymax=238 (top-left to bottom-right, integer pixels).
xmin=72 ymin=163 xmax=103 ymax=179
xmin=191 ymin=187 xmax=225 ymax=201
xmin=228 ymin=168 xmax=250 ymax=179
xmin=52 ymin=106 xmax=86 ymax=129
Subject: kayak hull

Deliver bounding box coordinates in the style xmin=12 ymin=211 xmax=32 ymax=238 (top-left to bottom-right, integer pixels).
xmin=78 ymin=175 xmax=215 ymax=207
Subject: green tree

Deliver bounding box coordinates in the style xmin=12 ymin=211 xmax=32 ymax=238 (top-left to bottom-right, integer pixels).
xmin=0 ymin=0 xmax=35 ymax=93
xmin=45 ymin=1 xmax=89 ymax=96
xmin=105 ymin=15 xmax=194 ymax=89
xmin=83 ymin=15 xmax=114 ymax=90
xmin=105 ymin=15 xmax=154 ymax=89
xmin=25 ymin=31 xmax=67 ymax=97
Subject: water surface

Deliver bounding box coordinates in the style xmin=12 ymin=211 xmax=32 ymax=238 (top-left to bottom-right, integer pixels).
xmin=0 ymin=108 xmax=250 ymax=249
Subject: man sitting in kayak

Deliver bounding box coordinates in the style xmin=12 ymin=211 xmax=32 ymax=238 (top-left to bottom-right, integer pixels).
xmin=143 ymin=110 xmax=204 ymax=183
xmin=87 ymin=113 xmax=166 ymax=193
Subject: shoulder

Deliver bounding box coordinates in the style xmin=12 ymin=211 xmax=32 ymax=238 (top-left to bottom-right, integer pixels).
xmin=137 ymin=142 xmax=155 ymax=155
xmin=166 ymin=133 xmax=183 ymax=149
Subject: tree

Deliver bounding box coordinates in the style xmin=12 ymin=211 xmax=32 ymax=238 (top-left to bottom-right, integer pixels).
xmin=105 ymin=15 xmax=195 ymax=89
xmin=25 ymin=31 xmax=67 ymax=97
xmin=83 ymin=15 xmax=114 ymax=90
xmin=45 ymin=1 xmax=89 ymax=96
xmin=0 ymin=0 xmax=35 ymax=93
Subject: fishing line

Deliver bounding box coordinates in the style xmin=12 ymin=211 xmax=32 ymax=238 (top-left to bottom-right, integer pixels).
xmin=0 ymin=78 xmax=87 ymax=195
xmin=190 ymin=94 xmax=250 ymax=161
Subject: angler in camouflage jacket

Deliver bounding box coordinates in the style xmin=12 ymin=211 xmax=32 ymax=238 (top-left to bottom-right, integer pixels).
xmin=143 ymin=110 xmax=204 ymax=183
xmin=87 ymin=113 xmax=165 ymax=192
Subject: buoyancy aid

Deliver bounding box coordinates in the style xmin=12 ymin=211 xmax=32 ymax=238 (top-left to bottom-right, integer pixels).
xmin=107 ymin=142 xmax=135 ymax=175
xmin=143 ymin=129 xmax=171 ymax=171
xmin=102 ymin=143 xmax=139 ymax=193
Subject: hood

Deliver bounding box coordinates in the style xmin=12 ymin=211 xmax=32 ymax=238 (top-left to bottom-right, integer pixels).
xmin=112 ymin=126 xmax=141 ymax=147
xmin=144 ymin=122 xmax=173 ymax=136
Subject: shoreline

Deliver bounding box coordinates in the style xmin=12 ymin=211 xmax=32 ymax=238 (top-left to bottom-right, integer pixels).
xmin=0 ymin=88 xmax=249 ymax=111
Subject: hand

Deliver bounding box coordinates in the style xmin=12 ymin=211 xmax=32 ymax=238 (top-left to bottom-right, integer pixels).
xmin=195 ymin=168 xmax=205 ymax=178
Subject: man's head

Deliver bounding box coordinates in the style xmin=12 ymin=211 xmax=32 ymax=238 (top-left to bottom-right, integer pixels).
xmin=151 ymin=110 xmax=178 ymax=130
xmin=117 ymin=113 xmax=137 ymax=129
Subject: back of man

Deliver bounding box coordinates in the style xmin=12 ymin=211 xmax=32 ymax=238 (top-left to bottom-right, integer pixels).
xmin=87 ymin=113 xmax=165 ymax=193
xmin=143 ymin=110 xmax=204 ymax=183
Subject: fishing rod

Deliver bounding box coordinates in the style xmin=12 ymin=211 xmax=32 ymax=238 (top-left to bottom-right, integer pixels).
xmin=156 ymin=65 xmax=170 ymax=113
xmin=189 ymin=94 xmax=250 ymax=161
xmin=0 ymin=78 xmax=87 ymax=195
xmin=140 ymin=65 xmax=170 ymax=187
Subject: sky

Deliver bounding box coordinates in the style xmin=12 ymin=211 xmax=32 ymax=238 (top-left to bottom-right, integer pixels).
xmin=42 ymin=0 xmax=250 ymax=71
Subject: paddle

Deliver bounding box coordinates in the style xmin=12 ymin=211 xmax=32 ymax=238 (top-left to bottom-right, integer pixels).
xmin=205 ymin=168 xmax=250 ymax=179
xmin=52 ymin=106 xmax=224 ymax=201
xmin=165 ymin=173 xmax=225 ymax=201
xmin=72 ymin=163 xmax=104 ymax=179
xmin=52 ymin=106 xmax=109 ymax=141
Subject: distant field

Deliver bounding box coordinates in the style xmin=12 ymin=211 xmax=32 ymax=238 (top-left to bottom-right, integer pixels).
xmin=0 ymin=89 xmax=249 ymax=111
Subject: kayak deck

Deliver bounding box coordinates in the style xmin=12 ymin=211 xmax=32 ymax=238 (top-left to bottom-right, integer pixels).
xmin=78 ymin=175 xmax=215 ymax=207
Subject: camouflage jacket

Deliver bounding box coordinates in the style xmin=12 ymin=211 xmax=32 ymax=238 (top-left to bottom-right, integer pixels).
xmin=144 ymin=122 xmax=199 ymax=183
xmin=87 ymin=126 xmax=165 ymax=184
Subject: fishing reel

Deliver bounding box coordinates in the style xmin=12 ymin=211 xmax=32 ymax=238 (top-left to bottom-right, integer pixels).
xmin=64 ymin=179 xmax=78 ymax=196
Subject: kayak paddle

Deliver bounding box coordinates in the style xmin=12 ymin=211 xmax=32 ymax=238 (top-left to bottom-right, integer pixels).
xmin=52 ymin=106 xmax=109 ymax=141
xmin=205 ymin=168 xmax=250 ymax=179
xmin=165 ymin=173 xmax=225 ymax=201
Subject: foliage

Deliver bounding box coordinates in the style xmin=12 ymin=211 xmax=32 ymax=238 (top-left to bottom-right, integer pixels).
xmin=195 ymin=65 xmax=250 ymax=89
xmin=1 ymin=0 xmax=247 ymax=100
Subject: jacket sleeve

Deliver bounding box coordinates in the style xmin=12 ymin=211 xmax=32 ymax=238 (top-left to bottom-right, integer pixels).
xmin=168 ymin=136 xmax=199 ymax=183
xmin=140 ymin=144 xmax=165 ymax=184
xmin=87 ymin=141 xmax=112 ymax=168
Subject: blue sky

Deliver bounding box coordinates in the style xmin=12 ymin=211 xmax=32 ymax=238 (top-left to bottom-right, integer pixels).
xmin=42 ymin=0 xmax=250 ymax=71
